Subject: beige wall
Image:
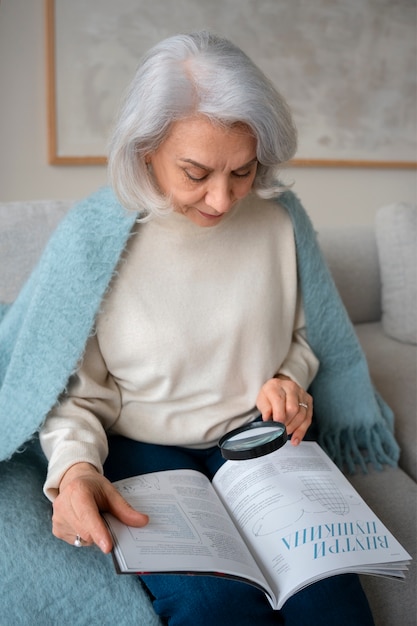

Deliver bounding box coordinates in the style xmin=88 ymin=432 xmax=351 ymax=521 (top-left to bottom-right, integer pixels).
xmin=0 ymin=0 xmax=415 ymax=228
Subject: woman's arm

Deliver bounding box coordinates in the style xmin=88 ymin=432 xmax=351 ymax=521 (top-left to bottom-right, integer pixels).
xmin=256 ymin=294 xmax=318 ymax=445
xmin=40 ymin=333 xmax=148 ymax=550
xmin=40 ymin=333 xmax=121 ymax=500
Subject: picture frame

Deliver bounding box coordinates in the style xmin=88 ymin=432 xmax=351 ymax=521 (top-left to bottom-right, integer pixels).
xmin=45 ymin=0 xmax=417 ymax=168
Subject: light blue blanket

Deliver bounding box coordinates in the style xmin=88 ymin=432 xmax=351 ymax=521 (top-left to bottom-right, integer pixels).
xmin=0 ymin=186 xmax=399 ymax=471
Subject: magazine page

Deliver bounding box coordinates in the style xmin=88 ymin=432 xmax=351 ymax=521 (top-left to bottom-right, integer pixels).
xmin=212 ymin=441 xmax=411 ymax=609
xmin=104 ymin=468 xmax=274 ymax=599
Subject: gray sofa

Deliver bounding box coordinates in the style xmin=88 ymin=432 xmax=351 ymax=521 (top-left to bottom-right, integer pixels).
xmin=0 ymin=198 xmax=415 ymax=626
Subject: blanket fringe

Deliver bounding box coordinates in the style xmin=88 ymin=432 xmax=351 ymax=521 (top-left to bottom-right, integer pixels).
xmin=319 ymin=422 xmax=400 ymax=475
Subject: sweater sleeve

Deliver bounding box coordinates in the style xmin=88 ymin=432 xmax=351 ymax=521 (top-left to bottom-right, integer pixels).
xmin=39 ymin=334 xmax=121 ymax=501
xmin=277 ymin=292 xmax=320 ymax=390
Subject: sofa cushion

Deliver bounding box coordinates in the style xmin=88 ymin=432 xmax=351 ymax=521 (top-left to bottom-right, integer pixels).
xmin=318 ymin=227 xmax=381 ymax=324
xmin=355 ymin=321 xmax=417 ymax=483
xmin=375 ymin=202 xmax=417 ymax=344
xmin=348 ymin=465 xmax=416 ymax=626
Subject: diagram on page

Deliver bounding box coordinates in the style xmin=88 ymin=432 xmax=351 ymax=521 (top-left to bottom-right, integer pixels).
xmin=252 ymin=475 xmax=362 ymax=536
xmin=117 ymin=474 xmax=162 ymax=494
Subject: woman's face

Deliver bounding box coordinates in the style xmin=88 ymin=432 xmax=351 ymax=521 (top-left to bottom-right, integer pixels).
xmin=147 ymin=116 xmax=258 ymax=227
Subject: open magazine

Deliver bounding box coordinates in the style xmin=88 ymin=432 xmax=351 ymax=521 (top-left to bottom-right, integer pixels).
xmin=104 ymin=441 xmax=411 ymax=610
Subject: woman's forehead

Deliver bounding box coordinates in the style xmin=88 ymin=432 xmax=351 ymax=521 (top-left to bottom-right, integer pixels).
xmin=159 ymin=116 xmax=257 ymax=166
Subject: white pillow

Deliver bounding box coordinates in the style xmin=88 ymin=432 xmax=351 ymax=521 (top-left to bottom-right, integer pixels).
xmin=375 ymin=202 xmax=417 ymax=344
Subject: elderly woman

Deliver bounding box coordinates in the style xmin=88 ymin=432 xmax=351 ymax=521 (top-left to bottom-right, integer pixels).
xmin=34 ymin=32 xmax=378 ymax=625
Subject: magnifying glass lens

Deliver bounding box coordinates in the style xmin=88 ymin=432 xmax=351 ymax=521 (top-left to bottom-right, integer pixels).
xmin=222 ymin=426 xmax=285 ymax=451
xmin=219 ymin=422 xmax=287 ymax=460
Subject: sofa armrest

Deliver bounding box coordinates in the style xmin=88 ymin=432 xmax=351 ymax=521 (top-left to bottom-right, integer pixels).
xmin=0 ymin=200 xmax=72 ymax=303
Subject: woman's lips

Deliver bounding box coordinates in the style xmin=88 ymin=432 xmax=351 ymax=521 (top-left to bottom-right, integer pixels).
xmin=196 ymin=209 xmax=223 ymax=220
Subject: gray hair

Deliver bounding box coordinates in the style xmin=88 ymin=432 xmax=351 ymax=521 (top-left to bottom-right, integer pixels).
xmin=108 ymin=31 xmax=297 ymax=218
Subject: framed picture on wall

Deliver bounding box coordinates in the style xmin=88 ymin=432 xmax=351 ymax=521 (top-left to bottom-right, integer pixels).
xmin=45 ymin=0 xmax=417 ymax=168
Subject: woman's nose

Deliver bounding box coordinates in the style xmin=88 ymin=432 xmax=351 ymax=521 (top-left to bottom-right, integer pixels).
xmin=205 ymin=179 xmax=234 ymax=214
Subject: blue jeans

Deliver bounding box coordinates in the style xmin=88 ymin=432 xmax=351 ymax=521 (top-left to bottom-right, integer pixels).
xmin=104 ymin=437 xmax=375 ymax=626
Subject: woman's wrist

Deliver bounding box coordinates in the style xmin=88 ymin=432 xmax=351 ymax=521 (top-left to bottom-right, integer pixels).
xmin=59 ymin=462 xmax=99 ymax=492
xmin=274 ymin=372 xmax=292 ymax=381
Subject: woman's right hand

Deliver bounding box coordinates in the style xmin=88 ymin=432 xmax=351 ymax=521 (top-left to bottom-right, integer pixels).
xmin=52 ymin=462 xmax=149 ymax=553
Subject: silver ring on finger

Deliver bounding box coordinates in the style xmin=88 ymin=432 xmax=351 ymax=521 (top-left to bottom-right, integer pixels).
xmin=298 ymin=402 xmax=308 ymax=410
xmin=74 ymin=534 xmax=84 ymax=548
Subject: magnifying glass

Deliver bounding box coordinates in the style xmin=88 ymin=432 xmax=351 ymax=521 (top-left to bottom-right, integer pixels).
xmin=218 ymin=420 xmax=287 ymax=460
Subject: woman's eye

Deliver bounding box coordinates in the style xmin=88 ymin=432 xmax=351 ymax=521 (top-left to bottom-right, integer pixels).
xmin=233 ymin=170 xmax=252 ymax=178
xmin=185 ymin=170 xmax=207 ymax=182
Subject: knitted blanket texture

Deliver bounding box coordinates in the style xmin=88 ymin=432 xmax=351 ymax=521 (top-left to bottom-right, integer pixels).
xmin=0 ymin=187 xmax=400 ymax=471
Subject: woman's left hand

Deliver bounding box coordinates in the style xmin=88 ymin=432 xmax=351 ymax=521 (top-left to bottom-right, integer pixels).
xmin=256 ymin=374 xmax=313 ymax=446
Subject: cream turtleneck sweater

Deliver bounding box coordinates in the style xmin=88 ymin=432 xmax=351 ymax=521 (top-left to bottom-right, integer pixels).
xmin=40 ymin=195 xmax=319 ymax=499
